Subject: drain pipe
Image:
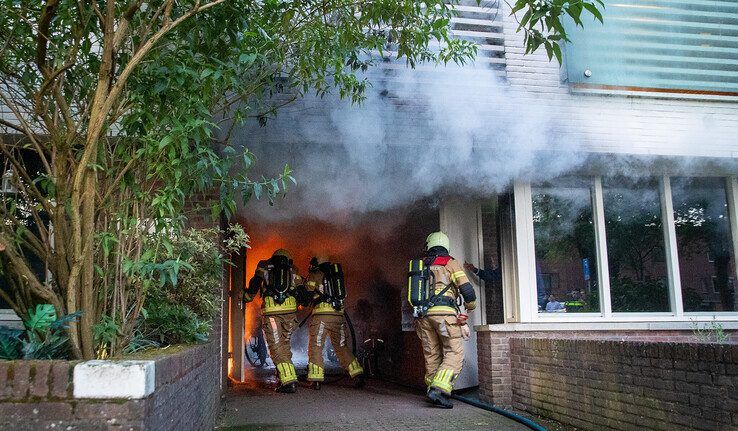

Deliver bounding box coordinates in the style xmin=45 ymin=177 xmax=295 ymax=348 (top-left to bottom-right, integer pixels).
xmin=449 ymin=393 xmax=547 ymax=431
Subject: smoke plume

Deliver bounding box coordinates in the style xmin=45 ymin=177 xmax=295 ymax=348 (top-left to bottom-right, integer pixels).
xmin=231 ymin=63 xmax=738 ymax=222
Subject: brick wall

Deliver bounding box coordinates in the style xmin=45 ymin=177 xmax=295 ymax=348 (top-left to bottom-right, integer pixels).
xmin=184 ymin=191 xmax=220 ymax=230
xmin=477 ymin=331 xmax=513 ymax=406
xmin=477 ymin=331 xmax=738 ymax=431
xmin=0 ymin=342 xmax=221 ymax=431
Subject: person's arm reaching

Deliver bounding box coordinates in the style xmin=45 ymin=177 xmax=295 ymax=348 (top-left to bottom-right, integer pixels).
xmin=244 ymin=261 xmax=267 ymax=303
xmin=451 ymin=260 xmax=476 ymax=311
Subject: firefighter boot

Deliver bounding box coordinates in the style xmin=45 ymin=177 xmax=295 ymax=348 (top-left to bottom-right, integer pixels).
xmin=275 ymin=382 xmax=297 ymax=393
xmin=310 ymin=381 xmax=321 ymax=390
xmin=354 ymin=374 xmax=366 ymax=389
xmin=427 ymin=388 xmax=453 ymax=409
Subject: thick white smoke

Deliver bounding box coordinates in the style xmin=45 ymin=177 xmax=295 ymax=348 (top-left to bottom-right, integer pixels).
xmin=231 ymin=63 xmax=737 ymax=222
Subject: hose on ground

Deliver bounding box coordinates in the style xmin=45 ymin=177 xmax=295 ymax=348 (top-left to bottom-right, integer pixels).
xmin=383 ymin=377 xmax=547 ymax=431
xmin=450 ymin=393 xmax=547 ymax=431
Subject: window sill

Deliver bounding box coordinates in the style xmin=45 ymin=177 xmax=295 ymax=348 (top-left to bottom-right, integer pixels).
xmin=475 ymin=319 xmax=738 ymax=332
xmin=0 ymin=309 xmax=21 ymax=321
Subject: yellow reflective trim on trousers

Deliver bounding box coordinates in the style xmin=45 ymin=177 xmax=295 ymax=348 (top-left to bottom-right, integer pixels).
xmin=450 ymin=270 xmax=466 ymax=284
xmin=347 ymin=358 xmax=364 ymax=378
xmin=307 ymin=362 xmax=324 ymax=381
xmin=276 ymin=362 xmax=297 ymax=385
xmin=430 ymin=369 xmax=455 ymax=394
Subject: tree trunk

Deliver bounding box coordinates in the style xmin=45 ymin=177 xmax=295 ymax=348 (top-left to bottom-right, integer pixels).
xmin=80 ymin=173 xmax=97 ymax=358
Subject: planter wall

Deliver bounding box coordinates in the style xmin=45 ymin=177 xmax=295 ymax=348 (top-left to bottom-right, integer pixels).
xmin=0 ymin=341 xmax=220 ymax=431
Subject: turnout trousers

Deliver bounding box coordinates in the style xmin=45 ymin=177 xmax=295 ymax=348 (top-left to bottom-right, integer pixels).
xmin=415 ymin=314 xmax=464 ymax=394
xmin=262 ymin=312 xmax=298 ymax=385
xmin=307 ymin=314 xmax=364 ymax=381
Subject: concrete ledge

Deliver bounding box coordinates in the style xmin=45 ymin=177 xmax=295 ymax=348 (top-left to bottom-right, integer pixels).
xmin=73 ymin=360 xmax=155 ymax=399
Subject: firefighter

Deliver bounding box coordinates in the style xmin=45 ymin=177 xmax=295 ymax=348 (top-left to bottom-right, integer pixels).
xmin=414 ymin=231 xmax=476 ymax=408
xmin=244 ymin=249 xmax=302 ymax=393
xmin=299 ymin=255 xmax=365 ymax=390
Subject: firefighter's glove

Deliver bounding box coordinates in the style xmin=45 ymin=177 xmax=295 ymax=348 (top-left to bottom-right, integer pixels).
xmin=461 ymin=324 xmax=471 ymax=340
xmin=464 ymin=301 xmax=477 ymax=311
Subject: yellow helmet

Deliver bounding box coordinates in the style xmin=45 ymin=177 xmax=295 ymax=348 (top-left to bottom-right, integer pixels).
xmin=272 ymin=249 xmax=292 ymax=260
xmin=426 ymin=231 xmax=450 ymax=251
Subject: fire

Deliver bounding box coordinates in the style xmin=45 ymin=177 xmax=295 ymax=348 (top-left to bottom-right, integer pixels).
xmin=238 ymin=227 xmax=357 ymax=347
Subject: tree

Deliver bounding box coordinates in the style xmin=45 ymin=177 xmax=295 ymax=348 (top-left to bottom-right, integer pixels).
xmin=0 ymin=0 xmax=603 ymax=359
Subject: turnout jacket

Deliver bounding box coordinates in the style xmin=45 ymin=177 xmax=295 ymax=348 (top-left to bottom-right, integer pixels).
xmin=303 ymin=269 xmax=344 ymax=316
xmin=425 ymin=254 xmax=476 ymax=316
xmin=245 ymin=259 xmax=303 ymax=315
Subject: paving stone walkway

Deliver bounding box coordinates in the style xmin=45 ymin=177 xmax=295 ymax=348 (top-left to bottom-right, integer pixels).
xmin=217 ymin=376 xmax=532 ymax=431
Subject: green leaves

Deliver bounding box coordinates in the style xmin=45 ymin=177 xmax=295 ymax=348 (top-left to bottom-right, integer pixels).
xmin=0 ymin=305 xmax=80 ymax=360
xmin=583 ymin=2 xmax=604 ymax=23
xmin=0 ymin=326 xmax=23 ymax=360
xmin=24 ymin=304 xmax=57 ymax=332
xmin=512 ymin=0 xmax=605 ymax=65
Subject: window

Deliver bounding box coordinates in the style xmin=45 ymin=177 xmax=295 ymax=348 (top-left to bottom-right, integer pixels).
xmin=480 ymin=196 xmax=505 ymax=324
xmin=713 ymin=277 xmax=735 ymax=294
xmin=532 ymin=178 xmax=600 ymax=314
xmin=603 ymin=177 xmax=670 ymax=312
xmin=563 ymin=0 xmax=738 ymax=98
xmin=672 ymin=177 xmax=737 ymax=312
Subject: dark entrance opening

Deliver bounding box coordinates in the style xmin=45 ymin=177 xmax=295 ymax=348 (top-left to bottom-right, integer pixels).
xmin=228 ymin=200 xmax=439 ymax=388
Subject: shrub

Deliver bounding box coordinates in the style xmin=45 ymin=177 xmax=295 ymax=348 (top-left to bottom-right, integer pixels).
xmin=0 ymin=304 xmax=79 ymax=360
xmin=128 ymin=225 xmax=248 ymax=348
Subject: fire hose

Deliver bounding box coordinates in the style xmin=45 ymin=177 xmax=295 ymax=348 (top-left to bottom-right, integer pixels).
xmin=450 ymin=393 xmax=548 ymax=431
xmin=383 ymin=377 xmax=547 ymax=431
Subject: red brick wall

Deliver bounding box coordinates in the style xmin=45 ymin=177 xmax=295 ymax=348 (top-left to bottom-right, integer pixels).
xmin=0 ymin=342 xmax=221 ymax=431
xmin=184 ymin=191 xmax=220 ymax=229
xmin=477 ymin=330 xmax=738 ymax=431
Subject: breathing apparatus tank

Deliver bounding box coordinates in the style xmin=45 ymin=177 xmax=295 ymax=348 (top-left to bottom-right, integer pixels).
xmin=408 ymin=259 xmax=433 ymax=317
xmin=264 ymin=253 xmax=293 ymax=304
xmin=319 ymin=261 xmax=346 ymax=310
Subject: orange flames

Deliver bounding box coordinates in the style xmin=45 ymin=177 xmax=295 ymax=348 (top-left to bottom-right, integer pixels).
xmin=229 ymin=211 xmax=425 ymax=380
xmin=239 ymin=224 xmax=360 ymax=345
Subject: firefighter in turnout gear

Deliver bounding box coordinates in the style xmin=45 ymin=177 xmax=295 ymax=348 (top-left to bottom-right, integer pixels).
xmin=298 ymin=255 xmax=365 ymax=390
xmin=244 ymin=249 xmax=303 ymax=393
xmin=409 ymin=232 xmax=476 ymax=408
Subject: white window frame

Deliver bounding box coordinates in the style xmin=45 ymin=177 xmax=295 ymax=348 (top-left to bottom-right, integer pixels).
xmin=511 ymin=175 xmax=738 ymax=324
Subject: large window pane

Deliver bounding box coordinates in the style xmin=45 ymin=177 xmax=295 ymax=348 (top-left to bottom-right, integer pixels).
xmin=603 ymin=177 xmax=670 ymax=312
xmin=532 ymin=178 xmax=600 ymax=314
xmin=563 ymin=1 xmax=738 ymax=95
xmin=672 ymin=177 xmax=737 ymax=312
